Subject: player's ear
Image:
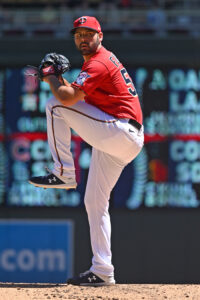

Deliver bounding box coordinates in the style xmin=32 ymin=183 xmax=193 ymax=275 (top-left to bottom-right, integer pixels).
xmin=99 ymin=32 xmax=103 ymax=42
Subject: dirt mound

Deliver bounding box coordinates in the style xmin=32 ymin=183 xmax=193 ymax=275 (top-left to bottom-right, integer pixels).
xmin=0 ymin=283 xmax=199 ymax=300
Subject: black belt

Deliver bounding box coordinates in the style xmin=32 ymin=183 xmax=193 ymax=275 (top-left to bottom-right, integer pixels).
xmin=128 ymin=119 xmax=142 ymax=130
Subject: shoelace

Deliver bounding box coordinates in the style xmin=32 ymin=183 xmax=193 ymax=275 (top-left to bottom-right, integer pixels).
xmin=45 ymin=166 xmax=52 ymax=174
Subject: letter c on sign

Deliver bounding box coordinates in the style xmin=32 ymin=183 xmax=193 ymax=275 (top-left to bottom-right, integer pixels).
xmin=1 ymin=249 xmax=16 ymax=271
xmin=11 ymin=138 xmax=30 ymax=162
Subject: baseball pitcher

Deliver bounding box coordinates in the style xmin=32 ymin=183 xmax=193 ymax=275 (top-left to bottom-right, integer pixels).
xmin=29 ymin=16 xmax=144 ymax=286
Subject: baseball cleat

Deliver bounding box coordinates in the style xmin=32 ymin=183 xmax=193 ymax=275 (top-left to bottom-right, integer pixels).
xmin=29 ymin=172 xmax=77 ymax=189
xmin=67 ymin=270 xmax=115 ymax=286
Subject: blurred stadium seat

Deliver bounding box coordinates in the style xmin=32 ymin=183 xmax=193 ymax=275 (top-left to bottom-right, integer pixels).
xmin=0 ymin=0 xmax=199 ymax=38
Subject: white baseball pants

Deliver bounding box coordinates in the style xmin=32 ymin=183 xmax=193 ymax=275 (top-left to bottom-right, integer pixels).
xmin=46 ymin=97 xmax=144 ymax=278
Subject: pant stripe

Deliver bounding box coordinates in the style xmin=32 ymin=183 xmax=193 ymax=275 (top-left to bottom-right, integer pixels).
xmin=51 ymin=109 xmax=64 ymax=176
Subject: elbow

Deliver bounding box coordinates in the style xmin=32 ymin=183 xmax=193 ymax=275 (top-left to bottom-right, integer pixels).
xmin=57 ymin=94 xmax=78 ymax=107
xmin=57 ymin=93 xmax=68 ymax=103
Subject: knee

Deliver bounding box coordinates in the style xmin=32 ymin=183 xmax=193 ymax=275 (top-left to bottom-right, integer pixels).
xmin=84 ymin=195 xmax=92 ymax=212
xmin=84 ymin=194 xmax=109 ymax=215
xmin=84 ymin=193 xmax=99 ymax=214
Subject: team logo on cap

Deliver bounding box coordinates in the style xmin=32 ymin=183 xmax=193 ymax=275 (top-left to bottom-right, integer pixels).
xmin=78 ymin=17 xmax=87 ymax=24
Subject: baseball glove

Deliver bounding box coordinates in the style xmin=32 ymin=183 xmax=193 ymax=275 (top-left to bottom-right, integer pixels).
xmin=25 ymin=53 xmax=70 ymax=81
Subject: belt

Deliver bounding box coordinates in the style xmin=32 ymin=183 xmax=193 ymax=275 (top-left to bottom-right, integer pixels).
xmin=128 ymin=119 xmax=142 ymax=130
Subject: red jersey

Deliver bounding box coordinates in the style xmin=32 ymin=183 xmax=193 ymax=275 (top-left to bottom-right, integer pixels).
xmin=71 ymin=46 xmax=143 ymax=124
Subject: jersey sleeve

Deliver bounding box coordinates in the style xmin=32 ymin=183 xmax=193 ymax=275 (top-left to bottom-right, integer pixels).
xmin=71 ymin=60 xmax=108 ymax=95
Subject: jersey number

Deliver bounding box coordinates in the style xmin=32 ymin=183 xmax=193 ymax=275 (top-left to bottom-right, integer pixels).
xmin=121 ymin=68 xmax=137 ymax=97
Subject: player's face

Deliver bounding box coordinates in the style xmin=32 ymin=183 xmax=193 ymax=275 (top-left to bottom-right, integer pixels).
xmin=74 ymin=28 xmax=103 ymax=56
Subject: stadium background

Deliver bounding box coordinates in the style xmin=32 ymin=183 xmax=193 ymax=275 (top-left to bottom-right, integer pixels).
xmin=0 ymin=0 xmax=200 ymax=284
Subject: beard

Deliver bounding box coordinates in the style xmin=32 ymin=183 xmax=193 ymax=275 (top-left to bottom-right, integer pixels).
xmin=77 ymin=37 xmax=100 ymax=55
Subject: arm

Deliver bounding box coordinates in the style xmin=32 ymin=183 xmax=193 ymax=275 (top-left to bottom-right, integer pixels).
xmin=44 ymin=75 xmax=85 ymax=106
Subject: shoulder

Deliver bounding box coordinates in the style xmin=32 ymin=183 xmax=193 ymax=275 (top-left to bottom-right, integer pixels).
xmin=94 ymin=46 xmax=112 ymax=64
xmin=83 ymin=59 xmax=109 ymax=74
